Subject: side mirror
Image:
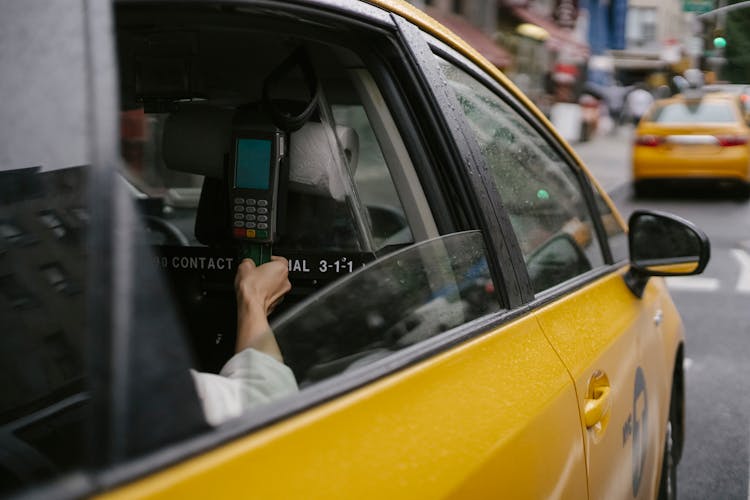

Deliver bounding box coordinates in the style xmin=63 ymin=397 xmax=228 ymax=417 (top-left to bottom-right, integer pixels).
xmin=624 ymin=210 xmax=710 ymax=297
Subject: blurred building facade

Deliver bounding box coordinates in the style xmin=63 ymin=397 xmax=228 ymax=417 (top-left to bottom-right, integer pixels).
xmin=610 ymin=0 xmax=692 ymax=87
xmin=407 ymin=0 xmax=698 ymax=137
xmin=410 ymin=0 xmax=592 ymax=115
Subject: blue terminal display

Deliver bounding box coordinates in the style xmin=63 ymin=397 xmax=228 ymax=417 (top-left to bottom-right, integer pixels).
xmin=235 ymin=138 xmax=272 ymax=189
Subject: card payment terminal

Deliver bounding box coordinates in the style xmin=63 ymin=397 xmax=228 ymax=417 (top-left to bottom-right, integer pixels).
xmin=229 ymin=122 xmax=286 ymax=264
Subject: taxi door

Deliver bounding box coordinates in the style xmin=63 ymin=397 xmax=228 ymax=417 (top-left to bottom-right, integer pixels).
xmin=432 ymin=47 xmax=678 ymax=498
xmin=533 ymin=273 xmax=670 ymax=499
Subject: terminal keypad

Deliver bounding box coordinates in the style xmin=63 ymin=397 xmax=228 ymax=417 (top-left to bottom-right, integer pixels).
xmin=232 ymin=197 xmax=272 ymax=239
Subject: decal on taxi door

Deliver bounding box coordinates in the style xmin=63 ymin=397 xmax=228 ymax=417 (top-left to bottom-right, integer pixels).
xmin=622 ymin=367 xmax=648 ymax=497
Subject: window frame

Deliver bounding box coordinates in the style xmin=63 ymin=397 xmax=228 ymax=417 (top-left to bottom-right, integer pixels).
xmin=392 ymin=16 xmax=530 ymax=308
xmin=424 ymin=38 xmax=624 ymax=304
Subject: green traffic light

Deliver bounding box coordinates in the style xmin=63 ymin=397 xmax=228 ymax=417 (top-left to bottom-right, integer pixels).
xmin=714 ymin=36 xmax=727 ymax=49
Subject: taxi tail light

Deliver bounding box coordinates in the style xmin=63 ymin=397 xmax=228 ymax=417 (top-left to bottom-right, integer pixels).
xmin=716 ymin=135 xmax=748 ymax=147
xmin=634 ymin=135 xmax=664 ymax=147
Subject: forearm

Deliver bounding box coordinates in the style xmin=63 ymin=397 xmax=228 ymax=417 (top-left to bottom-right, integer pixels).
xmin=236 ymin=301 xmax=283 ymax=362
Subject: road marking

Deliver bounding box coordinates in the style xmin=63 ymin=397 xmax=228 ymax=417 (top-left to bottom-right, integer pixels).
xmin=664 ymin=248 xmax=750 ymax=293
xmin=664 ymin=276 xmax=720 ymax=292
xmin=731 ymin=249 xmax=750 ymax=294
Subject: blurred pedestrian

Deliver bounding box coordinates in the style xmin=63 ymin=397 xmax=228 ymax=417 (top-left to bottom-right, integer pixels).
xmin=624 ymin=84 xmax=654 ymax=125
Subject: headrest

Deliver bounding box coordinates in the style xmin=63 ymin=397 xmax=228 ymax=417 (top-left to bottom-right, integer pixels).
xmin=289 ymin=122 xmax=358 ymax=202
xmin=163 ymin=104 xmax=233 ymax=179
xmin=162 ymin=104 xmax=359 ymax=201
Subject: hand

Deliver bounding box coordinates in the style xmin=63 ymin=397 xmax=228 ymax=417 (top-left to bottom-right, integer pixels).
xmin=234 ymin=256 xmax=291 ymax=360
xmin=235 ymin=256 xmax=291 ymax=315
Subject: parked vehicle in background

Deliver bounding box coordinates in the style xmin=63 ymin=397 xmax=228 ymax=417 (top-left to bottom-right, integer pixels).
xmin=632 ymin=91 xmax=750 ymax=198
xmin=1 ymin=0 xmax=710 ymax=499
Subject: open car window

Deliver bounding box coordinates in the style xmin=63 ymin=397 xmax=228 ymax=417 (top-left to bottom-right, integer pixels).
xmin=115 ymin=8 xmax=441 ymax=379
xmin=120 ymin=67 xmax=415 ymax=253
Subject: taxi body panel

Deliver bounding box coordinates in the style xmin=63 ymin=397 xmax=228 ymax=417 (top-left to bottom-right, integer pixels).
xmin=533 ymin=270 xmax=681 ymax=499
xmin=97 ymin=314 xmax=589 ymax=500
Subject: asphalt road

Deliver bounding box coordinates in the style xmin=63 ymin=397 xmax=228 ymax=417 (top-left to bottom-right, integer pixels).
xmin=573 ymin=127 xmax=750 ymax=499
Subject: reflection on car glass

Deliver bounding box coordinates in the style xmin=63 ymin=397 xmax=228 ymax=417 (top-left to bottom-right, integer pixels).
xmin=272 ymin=231 xmax=500 ymax=386
xmin=0 ymin=274 xmax=38 ymax=309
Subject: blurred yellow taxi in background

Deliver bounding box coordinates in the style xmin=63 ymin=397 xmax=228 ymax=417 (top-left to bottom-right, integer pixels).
xmin=632 ymin=91 xmax=750 ymax=198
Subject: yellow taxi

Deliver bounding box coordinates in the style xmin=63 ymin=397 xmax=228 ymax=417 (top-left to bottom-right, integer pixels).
xmin=1 ymin=0 xmax=709 ymax=499
xmin=632 ymin=91 xmax=750 ymax=198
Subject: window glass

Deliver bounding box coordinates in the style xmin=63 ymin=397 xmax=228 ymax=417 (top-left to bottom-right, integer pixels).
xmin=588 ymin=180 xmax=628 ymax=263
xmin=120 ymin=109 xmax=204 ymax=247
xmin=333 ymin=104 xmax=414 ymax=248
xmin=0 ymin=167 xmax=89 ymax=495
xmin=273 ymin=231 xmax=500 ymax=386
xmin=438 ymin=58 xmax=605 ymax=293
xmin=120 ymin=88 xmax=414 ymax=254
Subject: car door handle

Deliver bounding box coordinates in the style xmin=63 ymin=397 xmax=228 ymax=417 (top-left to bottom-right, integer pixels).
xmin=584 ymin=370 xmax=611 ymax=429
xmin=584 ymin=385 xmax=612 ymax=428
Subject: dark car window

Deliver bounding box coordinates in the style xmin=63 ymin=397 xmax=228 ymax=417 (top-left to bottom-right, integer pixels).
xmin=0 ymin=167 xmax=89 ymax=495
xmin=437 ymin=57 xmax=606 ymax=293
xmin=649 ymin=101 xmax=738 ymax=123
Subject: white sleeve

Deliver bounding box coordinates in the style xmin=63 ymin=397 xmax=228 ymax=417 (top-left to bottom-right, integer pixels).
xmin=191 ymin=349 xmax=298 ymax=426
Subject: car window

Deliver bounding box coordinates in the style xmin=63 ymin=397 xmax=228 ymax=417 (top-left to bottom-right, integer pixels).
xmin=118 ymin=46 xmax=427 ymax=372
xmin=121 ymin=93 xmax=414 ymax=253
xmin=0 ymin=167 xmax=89 ymax=496
xmin=436 ymin=58 xmax=606 ymax=293
xmin=332 ymin=105 xmax=414 ymax=247
xmin=114 ymin=6 xmax=500 ymax=428
xmin=273 ymin=231 xmax=500 ymax=386
xmin=588 ymin=179 xmax=628 ymax=263
xmin=650 ymin=101 xmax=738 ymax=123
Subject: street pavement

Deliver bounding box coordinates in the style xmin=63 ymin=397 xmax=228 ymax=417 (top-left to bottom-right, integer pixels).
xmin=570 ymin=124 xmax=635 ymax=196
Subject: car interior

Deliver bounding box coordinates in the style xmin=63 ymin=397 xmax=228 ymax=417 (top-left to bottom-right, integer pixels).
xmin=116 ymin=5 xmax=445 ymax=376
